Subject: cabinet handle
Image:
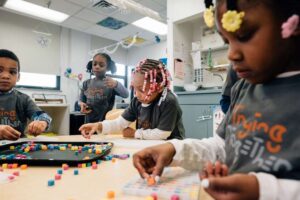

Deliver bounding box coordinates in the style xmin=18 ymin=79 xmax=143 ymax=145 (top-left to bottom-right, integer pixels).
xmin=196 ymin=115 xmax=212 ymax=122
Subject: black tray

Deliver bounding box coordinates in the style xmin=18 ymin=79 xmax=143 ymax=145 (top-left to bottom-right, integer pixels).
xmin=0 ymin=141 xmax=113 ymax=166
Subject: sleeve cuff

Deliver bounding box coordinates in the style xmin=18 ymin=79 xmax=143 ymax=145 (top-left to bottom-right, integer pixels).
xmin=134 ymin=129 xmax=142 ymax=139
xmin=250 ymin=172 xmax=278 ymax=200
xmin=168 ymin=139 xmax=184 ymax=166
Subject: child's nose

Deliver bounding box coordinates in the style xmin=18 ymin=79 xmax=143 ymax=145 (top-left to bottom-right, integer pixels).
xmin=1 ymin=72 xmax=11 ymax=79
xmin=227 ymin=43 xmax=243 ymax=62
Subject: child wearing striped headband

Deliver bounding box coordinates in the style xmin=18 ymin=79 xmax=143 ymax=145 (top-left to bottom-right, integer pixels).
xmin=79 ymin=59 xmax=185 ymax=140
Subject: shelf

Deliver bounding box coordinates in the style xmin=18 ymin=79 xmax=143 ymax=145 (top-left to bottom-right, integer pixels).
xmin=201 ymin=45 xmax=228 ymax=53
xmin=204 ymin=64 xmax=230 ymax=72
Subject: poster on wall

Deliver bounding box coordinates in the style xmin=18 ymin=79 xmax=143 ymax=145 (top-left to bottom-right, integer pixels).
xmin=174 ymin=58 xmax=184 ymax=80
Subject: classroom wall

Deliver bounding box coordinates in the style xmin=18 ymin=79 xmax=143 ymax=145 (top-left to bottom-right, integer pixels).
xmin=0 ymin=10 xmax=128 ymax=112
xmin=126 ymin=41 xmax=167 ymax=66
xmin=0 ymin=10 xmax=61 ymax=75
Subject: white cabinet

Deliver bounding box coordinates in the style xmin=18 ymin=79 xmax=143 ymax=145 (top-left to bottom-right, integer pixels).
xmin=167 ymin=0 xmax=229 ymax=90
xmin=38 ymin=104 xmax=70 ymax=135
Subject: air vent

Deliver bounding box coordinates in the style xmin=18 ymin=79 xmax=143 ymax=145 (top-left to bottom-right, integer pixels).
xmin=93 ymin=0 xmax=117 ymax=9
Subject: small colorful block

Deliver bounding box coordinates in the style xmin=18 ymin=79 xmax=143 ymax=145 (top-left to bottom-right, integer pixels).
xmin=55 ymin=174 xmax=61 ymax=180
xmin=145 ymin=196 xmax=154 ymax=200
xmin=147 ymin=176 xmax=156 ymax=186
xmin=106 ymin=190 xmax=115 ymax=199
xmin=12 ymin=171 xmax=20 ymax=176
xmin=9 ymin=146 xmax=15 ymax=150
xmin=151 ymin=193 xmax=158 ymax=200
xmin=20 ymin=164 xmax=28 ymax=170
xmin=62 ymin=164 xmax=69 ymax=170
xmin=12 ymin=163 xmax=18 ymax=169
xmin=47 ymin=179 xmax=55 ymax=187
xmin=170 ymin=194 xmax=180 ymax=200
xmin=74 ymin=169 xmax=79 ymax=175
xmin=92 ymin=164 xmax=97 ymax=170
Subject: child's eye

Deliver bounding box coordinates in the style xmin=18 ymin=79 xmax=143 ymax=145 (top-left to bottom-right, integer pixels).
xmin=236 ymin=31 xmax=254 ymax=42
xmin=10 ymin=71 xmax=17 ymax=75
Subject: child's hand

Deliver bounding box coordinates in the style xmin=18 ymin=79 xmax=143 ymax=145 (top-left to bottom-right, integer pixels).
xmin=80 ymin=102 xmax=92 ymax=114
xmin=122 ymin=127 xmax=135 ymax=138
xmin=200 ymin=161 xmax=229 ymax=180
xmin=202 ymin=174 xmax=259 ymax=200
xmin=0 ymin=125 xmax=21 ymax=140
xmin=79 ymin=123 xmax=99 ymax=139
xmin=104 ymin=77 xmax=117 ymax=88
xmin=27 ymin=121 xmax=48 ymax=136
xmin=133 ymin=143 xmax=176 ymax=179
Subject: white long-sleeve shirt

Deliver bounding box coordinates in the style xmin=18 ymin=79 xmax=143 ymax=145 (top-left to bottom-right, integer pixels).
xmin=169 ymin=136 xmax=300 ymax=200
xmin=100 ymin=116 xmax=172 ymax=140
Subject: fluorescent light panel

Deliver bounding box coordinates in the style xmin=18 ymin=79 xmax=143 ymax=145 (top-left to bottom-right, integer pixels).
xmin=132 ymin=17 xmax=167 ymax=35
xmin=4 ymin=0 xmax=69 ymax=23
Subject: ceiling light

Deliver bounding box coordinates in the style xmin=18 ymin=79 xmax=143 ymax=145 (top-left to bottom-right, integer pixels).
xmin=132 ymin=17 xmax=167 ymax=35
xmin=4 ymin=0 xmax=69 ymax=23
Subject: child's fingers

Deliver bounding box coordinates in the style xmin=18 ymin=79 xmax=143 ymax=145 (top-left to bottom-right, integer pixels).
xmin=133 ymin=154 xmax=150 ymax=179
xmin=221 ymin=164 xmax=229 ymax=176
xmin=199 ymin=169 xmax=208 ymax=180
xmin=4 ymin=127 xmax=21 ymax=140
xmin=214 ymin=161 xmax=222 ymax=177
xmin=151 ymin=158 xmax=165 ymax=178
xmin=204 ymin=161 xmax=214 ymax=176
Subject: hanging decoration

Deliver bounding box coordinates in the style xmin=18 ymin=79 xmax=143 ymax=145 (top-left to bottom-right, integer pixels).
xmin=32 ymin=23 xmax=52 ymax=48
xmin=89 ymin=33 xmax=138 ymax=56
xmin=64 ymin=67 xmax=83 ymax=81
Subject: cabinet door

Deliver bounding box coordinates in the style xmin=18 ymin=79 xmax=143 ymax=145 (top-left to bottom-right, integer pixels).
xmin=180 ymin=105 xmax=214 ymax=139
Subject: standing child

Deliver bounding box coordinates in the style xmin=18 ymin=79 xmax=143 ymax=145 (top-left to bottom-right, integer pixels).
xmin=133 ymin=0 xmax=300 ymax=199
xmin=0 ymin=49 xmax=52 ymax=140
xmin=79 ymin=59 xmax=185 ymax=140
xmin=79 ymin=53 xmax=129 ymax=123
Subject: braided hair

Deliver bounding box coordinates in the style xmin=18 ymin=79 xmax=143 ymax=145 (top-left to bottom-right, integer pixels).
xmin=132 ymin=59 xmax=171 ymax=102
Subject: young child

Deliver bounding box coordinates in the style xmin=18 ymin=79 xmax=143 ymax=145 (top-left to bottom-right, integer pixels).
xmin=0 ymin=49 xmax=52 ymax=140
xmin=79 ymin=53 xmax=129 ymax=123
xmin=79 ymin=59 xmax=185 ymax=140
xmin=133 ymin=0 xmax=300 ymax=199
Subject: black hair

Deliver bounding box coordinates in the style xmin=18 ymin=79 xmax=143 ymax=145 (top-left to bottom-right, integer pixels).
xmin=86 ymin=60 xmax=93 ymax=73
xmin=93 ymin=53 xmax=117 ymax=74
xmin=204 ymin=0 xmax=213 ymax=8
xmin=0 ymin=49 xmax=20 ymax=72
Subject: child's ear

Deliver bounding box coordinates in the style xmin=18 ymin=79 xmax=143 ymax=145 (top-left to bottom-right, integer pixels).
xmin=17 ymin=72 xmax=20 ymax=82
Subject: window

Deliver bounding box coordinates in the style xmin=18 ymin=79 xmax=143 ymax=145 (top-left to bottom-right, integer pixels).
xmin=106 ymin=63 xmax=128 ymax=87
xmin=16 ymin=72 xmax=60 ymax=90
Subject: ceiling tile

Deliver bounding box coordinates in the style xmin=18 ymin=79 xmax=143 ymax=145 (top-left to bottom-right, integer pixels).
xmin=138 ymin=0 xmax=165 ymax=12
xmin=112 ymin=10 xmax=143 ymax=23
xmin=66 ymin=0 xmax=93 ymax=7
xmin=102 ymin=30 xmax=125 ymax=41
xmin=75 ymin=8 xmax=107 ymax=23
xmin=112 ymin=24 xmax=145 ymax=37
xmin=85 ymin=25 xmax=112 ymax=36
xmin=62 ymin=17 xmax=92 ymax=31
xmin=152 ymin=0 xmax=167 ymax=7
